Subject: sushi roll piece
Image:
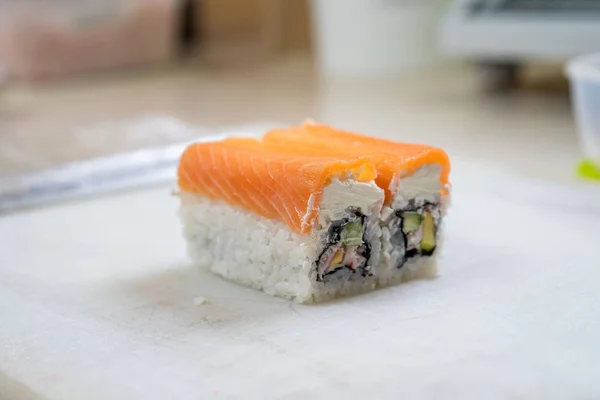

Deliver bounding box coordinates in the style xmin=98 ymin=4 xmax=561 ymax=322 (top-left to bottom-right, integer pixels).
xmin=262 ymin=122 xmax=452 ymax=285
xmin=177 ymin=137 xmax=385 ymax=303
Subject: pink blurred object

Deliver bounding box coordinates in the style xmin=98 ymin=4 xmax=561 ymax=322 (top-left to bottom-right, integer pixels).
xmin=0 ymin=0 xmax=182 ymax=81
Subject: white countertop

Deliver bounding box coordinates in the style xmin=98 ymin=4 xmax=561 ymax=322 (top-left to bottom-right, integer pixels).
xmin=1 ymin=160 xmax=600 ymax=400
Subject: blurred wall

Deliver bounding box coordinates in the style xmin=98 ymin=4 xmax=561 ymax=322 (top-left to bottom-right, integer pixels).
xmin=197 ymin=0 xmax=312 ymax=62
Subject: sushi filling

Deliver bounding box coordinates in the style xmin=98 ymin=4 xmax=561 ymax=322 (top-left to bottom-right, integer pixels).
xmin=316 ymin=210 xmax=371 ymax=282
xmin=394 ymin=201 xmax=441 ymax=268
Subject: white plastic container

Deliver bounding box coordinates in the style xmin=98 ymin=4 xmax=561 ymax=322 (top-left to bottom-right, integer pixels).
xmin=310 ymin=0 xmax=446 ymax=78
xmin=566 ymin=54 xmax=600 ymax=166
xmin=0 ymin=0 xmax=181 ymax=81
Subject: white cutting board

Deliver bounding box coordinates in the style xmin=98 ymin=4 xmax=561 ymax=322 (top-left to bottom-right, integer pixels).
xmin=1 ymin=160 xmax=600 ymax=400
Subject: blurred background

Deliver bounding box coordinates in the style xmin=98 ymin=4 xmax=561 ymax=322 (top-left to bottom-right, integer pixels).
xmin=1 ymin=0 xmax=600 ymax=209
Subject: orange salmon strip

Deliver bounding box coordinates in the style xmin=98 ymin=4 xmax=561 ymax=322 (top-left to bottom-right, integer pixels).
xmin=178 ymin=137 xmax=377 ymax=233
xmin=263 ymin=122 xmax=451 ymax=203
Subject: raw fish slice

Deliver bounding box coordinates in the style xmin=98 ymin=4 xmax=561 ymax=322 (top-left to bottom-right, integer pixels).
xmin=263 ymin=122 xmax=451 ymax=201
xmin=178 ymin=137 xmax=378 ymax=233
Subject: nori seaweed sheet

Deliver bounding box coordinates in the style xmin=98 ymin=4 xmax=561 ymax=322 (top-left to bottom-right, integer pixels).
xmin=395 ymin=201 xmax=440 ymax=267
xmin=316 ymin=209 xmax=371 ymax=282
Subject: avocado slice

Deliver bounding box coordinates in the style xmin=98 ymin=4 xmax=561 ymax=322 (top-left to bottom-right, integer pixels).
xmin=341 ymin=220 xmax=363 ymax=246
xmin=420 ymin=212 xmax=436 ymax=254
xmin=402 ymin=212 xmax=422 ymax=232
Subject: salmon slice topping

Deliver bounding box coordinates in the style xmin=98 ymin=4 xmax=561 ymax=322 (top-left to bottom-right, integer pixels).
xmin=178 ymin=124 xmax=451 ymax=233
xmin=177 ymin=137 xmax=377 ymax=233
xmin=263 ymin=122 xmax=451 ymax=203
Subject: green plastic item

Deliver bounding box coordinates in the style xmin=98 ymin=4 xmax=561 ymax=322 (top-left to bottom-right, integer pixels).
xmin=577 ymin=159 xmax=600 ymax=181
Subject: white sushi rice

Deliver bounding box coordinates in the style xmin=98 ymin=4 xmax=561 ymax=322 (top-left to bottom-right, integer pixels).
xmin=178 ymin=167 xmax=450 ymax=303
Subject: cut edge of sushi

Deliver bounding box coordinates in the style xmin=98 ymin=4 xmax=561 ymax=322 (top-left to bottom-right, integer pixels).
xmin=178 ymin=177 xmax=385 ymax=303
xmin=178 ymin=165 xmax=449 ymax=303
xmin=377 ymin=164 xmax=450 ymax=285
